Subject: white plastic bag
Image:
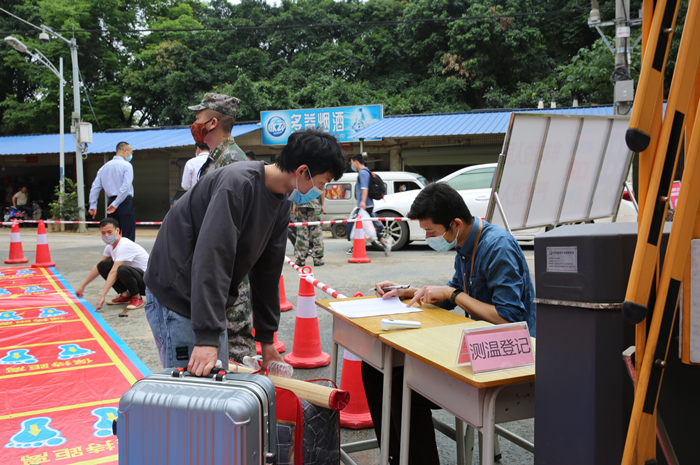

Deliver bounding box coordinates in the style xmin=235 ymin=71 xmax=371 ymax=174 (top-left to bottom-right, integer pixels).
xmin=350 ymin=208 xmax=377 ymax=241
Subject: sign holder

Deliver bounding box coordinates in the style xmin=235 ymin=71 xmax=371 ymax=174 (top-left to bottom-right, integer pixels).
xmin=486 ymin=113 xmax=634 ymax=233
xmin=455 ymin=322 xmax=534 ymax=375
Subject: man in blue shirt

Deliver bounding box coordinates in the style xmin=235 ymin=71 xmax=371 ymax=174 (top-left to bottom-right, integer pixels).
xmin=88 ymin=142 xmax=136 ymax=241
xmin=362 ymin=182 xmax=536 ymax=465
xmin=347 ymin=154 xmax=391 ymax=255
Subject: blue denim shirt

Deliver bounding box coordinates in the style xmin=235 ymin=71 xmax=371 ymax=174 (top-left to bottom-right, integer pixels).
xmin=443 ymin=217 xmax=536 ymax=337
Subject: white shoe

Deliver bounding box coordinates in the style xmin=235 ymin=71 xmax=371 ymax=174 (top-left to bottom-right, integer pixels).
xmin=382 ymin=238 xmax=392 ymax=256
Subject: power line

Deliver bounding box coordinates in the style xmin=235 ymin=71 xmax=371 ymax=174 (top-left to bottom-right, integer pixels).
xmin=0 ymin=7 xmax=42 ymax=32
xmin=0 ymin=5 xmax=617 ymax=36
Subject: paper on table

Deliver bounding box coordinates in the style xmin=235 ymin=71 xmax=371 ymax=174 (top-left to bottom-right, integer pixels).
xmin=329 ymin=296 xmax=423 ymax=319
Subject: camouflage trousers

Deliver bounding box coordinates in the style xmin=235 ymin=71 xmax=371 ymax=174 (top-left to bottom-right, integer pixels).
xmin=294 ymin=207 xmax=324 ymax=263
xmin=226 ymin=275 xmax=255 ymax=363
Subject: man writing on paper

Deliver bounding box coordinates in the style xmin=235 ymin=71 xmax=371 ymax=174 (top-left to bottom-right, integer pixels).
xmin=362 ymin=182 xmax=536 ymax=465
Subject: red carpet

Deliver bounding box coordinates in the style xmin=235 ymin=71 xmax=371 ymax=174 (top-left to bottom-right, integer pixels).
xmin=0 ymin=266 xmax=150 ymax=464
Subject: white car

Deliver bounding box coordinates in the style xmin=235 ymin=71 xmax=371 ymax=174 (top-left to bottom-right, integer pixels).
xmin=372 ymin=164 xmax=638 ymax=250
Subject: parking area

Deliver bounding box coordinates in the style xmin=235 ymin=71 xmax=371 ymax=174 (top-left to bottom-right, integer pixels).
xmin=0 ymin=226 xmax=536 ymax=465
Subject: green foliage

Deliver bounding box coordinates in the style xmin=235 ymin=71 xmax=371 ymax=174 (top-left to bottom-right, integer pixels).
xmin=48 ymin=178 xmax=81 ymax=221
xmin=0 ymin=0 xmax=688 ymax=135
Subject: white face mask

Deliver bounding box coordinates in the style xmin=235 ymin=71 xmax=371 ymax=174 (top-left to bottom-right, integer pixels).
xmin=102 ymin=234 xmax=117 ymax=245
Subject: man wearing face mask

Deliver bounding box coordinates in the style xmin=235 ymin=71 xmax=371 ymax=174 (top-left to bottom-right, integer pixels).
xmin=144 ymin=128 xmax=346 ymax=375
xmin=88 ymin=142 xmax=136 ymax=241
xmin=76 ymin=218 xmax=149 ymax=317
xmin=361 ymin=182 xmax=536 ymax=465
xmin=188 ymin=93 xmax=248 ymax=177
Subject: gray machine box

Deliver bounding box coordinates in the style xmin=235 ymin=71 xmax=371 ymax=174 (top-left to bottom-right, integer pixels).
xmin=117 ymin=369 xmax=276 ymax=465
xmin=535 ymin=223 xmax=647 ymax=303
xmin=534 ymin=222 xmax=673 ymax=465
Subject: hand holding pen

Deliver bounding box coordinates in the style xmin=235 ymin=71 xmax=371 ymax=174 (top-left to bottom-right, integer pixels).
xmin=372 ymin=282 xmax=413 ymax=300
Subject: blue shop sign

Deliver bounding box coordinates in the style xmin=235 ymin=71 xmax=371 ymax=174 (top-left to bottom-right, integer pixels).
xmin=261 ymin=105 xmax=383 ymax=145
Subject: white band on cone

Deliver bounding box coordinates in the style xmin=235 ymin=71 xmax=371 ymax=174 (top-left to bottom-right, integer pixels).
xmin=296 ymin=297 xmax=318 ymax=319
xmin=354 ymin=221 xmax=364 ymax=239
xmin=343 ymin=349 xmax=362 ymax=362
xmin=10 ymin=233 xmax=21 ymax=242
xmin=37 ymin=235 xmax=48 ymax=245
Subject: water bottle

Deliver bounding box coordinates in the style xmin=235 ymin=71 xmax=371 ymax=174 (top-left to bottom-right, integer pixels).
xmin=242 ymin=355 xmax=262 ymax=371
xmin=267 ymin=361 xmax=293 ymax=379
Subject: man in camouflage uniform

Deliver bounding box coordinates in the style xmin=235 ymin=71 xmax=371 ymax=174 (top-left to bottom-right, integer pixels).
xmin=187 ymin=93 xmax=254 ymax=362
xmin=293 ymin=196 xmax=325 ymax=267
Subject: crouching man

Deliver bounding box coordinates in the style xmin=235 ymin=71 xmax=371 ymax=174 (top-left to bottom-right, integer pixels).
xmin=76 ymin=218 xmax=149 ymax=316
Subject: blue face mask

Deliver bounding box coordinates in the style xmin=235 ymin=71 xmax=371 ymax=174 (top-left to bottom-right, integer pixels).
xmin=125 ymin=155 xmax=133 ymax=162
xmin=350 ymin=165 xmax=357 ymax=172
xmin=289 ymin=172 xmax=323 ymax=204
xmin=425 ymin=222 xmax=458 ymax=252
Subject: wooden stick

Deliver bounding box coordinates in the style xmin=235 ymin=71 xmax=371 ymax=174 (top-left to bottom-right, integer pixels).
xmin=228 ymin=362 xmax=350 ymax=411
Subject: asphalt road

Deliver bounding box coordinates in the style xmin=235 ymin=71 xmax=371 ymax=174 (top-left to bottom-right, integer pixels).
xmin=0 ymin=225 xmax=535 ymax=465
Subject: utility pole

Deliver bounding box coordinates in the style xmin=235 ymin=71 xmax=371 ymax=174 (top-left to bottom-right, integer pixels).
xmin=589 ymin=0 xmax=641 ymax=115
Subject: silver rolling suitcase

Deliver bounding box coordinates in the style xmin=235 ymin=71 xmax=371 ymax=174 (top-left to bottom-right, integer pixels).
xmin=115 ymin=367 xmax=277 ymax=464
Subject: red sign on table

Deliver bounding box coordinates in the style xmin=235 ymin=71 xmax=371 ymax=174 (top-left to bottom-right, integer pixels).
xmin=455 ymin=322 xmax=534 ymax=375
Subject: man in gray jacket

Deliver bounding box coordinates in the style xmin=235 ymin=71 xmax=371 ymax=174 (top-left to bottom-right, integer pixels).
xmin=144 ymin=128 xmax=346 ymax=375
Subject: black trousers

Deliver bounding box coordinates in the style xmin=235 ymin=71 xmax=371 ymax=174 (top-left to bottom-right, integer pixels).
xmin=17 ymin=205 xmax=33 ymax=217
xmin=361 ymin=362 xmax=440 ymax=465
xmin=96 ymin=260 xmax=145 ymax=297
xmin=108 ymin=196 xmax=136 ymax=242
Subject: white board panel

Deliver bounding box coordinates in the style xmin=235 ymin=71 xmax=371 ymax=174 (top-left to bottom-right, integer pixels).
xmin=589 ymin=119 xmax=631 ymax=218
xmin=525 ymin=117 xmax=581 ymax=226
xmin=492 ymin=116 xmax=548 ymax=230
xmin=489 ymin=113 xmax=632 ymax=231
xmin=558 ymin=119 xmax=611 ymax=223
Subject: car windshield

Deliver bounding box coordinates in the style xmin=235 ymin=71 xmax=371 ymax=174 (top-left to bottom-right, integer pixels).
xmin=443 ymin=167 xmax=495 ymax=191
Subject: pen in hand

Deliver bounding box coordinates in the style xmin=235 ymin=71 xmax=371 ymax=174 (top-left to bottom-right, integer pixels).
xmin=369 ymin=285 xmax=410 ymax=291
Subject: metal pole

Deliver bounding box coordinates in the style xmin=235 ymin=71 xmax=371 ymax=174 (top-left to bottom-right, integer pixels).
xmin=70 ymin=40 xmax=87 ymax=233
xmin=614 ymin=0 xmax=632 ymax=116
xmin=59 ymin=57 xmax=65 ymax=232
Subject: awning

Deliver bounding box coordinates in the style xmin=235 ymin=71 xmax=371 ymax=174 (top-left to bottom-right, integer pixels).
xmin=0 ymin=124 xmax=260 ymax=155
xmin=351 ymin=106 xmax=615 ymax=139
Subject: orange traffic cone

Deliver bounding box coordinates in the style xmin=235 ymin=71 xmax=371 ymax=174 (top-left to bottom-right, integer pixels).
xmin=5 ymin=220 xmax=28 ymax=264
xmin=279 ymin=271 xmax=293 ymax=312
xmin=254 ymin=330 xmax=286 ymax=355
xmin=32 ymin=220 xmax=55 ymax=268
xmin=339 ymin=349 xmax=374 ymax=429
xmin=284 ymin=266 xmax=330 ymax=368
xmin=348 ymin=214 xmax=371 ymax=263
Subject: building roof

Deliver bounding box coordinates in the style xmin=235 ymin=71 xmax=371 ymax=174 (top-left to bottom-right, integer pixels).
xmin=350 ymin=106 xmax=616 ymax=139
xmin=0 ymin=124 xmax=260 ymax=156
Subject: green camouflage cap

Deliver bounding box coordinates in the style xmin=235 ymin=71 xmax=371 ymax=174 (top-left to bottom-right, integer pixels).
xmin=188 ymin=93 xmax=241 ymax=117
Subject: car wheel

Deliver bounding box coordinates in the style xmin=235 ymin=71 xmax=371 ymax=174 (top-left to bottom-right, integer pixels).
xmin=373 ymin=211 xmax=409 ymax=251
xmin=331 ymin=222 xmax=347 ymax=239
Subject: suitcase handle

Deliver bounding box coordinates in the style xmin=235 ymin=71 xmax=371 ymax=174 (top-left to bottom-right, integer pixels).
xmin=170 ymin=366 xmax=229 ymax=381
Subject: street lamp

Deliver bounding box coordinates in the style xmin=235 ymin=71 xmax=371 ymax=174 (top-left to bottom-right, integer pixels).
xmin=4 ymin=36 xmax=66 ymax=230
xmin=39 ymin=25 xmax=88 ymax=233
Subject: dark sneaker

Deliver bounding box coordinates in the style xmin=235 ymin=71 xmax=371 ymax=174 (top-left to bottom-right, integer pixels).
xmin=346 ymin=247 xmax=353 ymax=255
xmin=295 ymin=260 xmax=305 ymax=267
xmin=108 ymin=295 xmax=130 ymax=305
xmin=126 ymin=297 xmax=145 ymax=310
xmin=314 ymin=260 xmax=325 ymax=266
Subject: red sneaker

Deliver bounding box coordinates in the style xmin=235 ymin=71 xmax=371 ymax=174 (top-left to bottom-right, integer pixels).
xmin=108 ymin=295 xmax=130 ymax=305
xmin=126 ymin=297 xmax=144 ymax=310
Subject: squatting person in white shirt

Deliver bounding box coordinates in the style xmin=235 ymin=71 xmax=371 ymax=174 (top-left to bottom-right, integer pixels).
xmin=75 ymin=218 xmax=150 ymax=316
xmin=181 ymin=143 xmax=210 ymax=190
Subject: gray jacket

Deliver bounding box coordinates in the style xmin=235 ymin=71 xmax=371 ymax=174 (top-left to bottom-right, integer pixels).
xmin=145 ymin=162 xmax=289 ymax=347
